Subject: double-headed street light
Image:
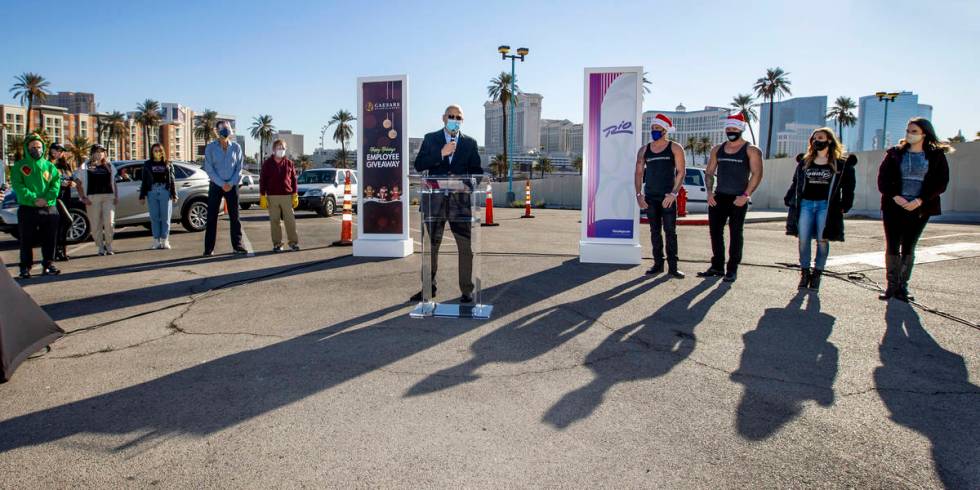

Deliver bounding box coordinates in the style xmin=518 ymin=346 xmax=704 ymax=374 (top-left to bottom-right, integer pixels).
xmin=498 ymin=44 xmax=529 ymax=203
xmin=875 ymin=91 xmax=900 ymax=150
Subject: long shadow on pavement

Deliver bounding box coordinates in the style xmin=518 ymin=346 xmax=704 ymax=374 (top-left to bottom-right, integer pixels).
xmin=543 ymin=279 xmax=730 ymax=429
xmin=731 ymin=291 xmax=838 ymax=440
xmin=404 ymin=273 xmax=669 ymax=397
xmin=874 ymin=301 xmax=980 ymax=488
xmin=0 ymin=259 xmax=620 ymax=455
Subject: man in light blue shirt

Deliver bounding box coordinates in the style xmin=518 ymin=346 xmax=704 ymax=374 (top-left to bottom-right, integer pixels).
xmin=203 ymin=120 xmax=247 ymax=256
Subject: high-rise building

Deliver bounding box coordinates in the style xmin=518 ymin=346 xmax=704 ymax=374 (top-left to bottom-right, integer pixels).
xmin=759 ymin=96 xmax=828 ymax=156
xmin=160 ymin=103 xmax=195 ymax=162
xmin=538 ymin=119 xmax=584 ymax=159
xmin=48 ymin=92 xmax=96 ymax=114
xmin=484 ymin=93 xmax=543 ymax=157
xmin=643 ymin=104 xmax=730 ymax=151
xmin=854 ymin=91 xmax=932 ymax=151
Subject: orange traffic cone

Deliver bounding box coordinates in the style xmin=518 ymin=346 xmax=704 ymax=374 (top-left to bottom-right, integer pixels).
xmin=520 ymin=180 xmax=535 ymax=219
xmin=332 ymin=170 xmax=353 ymax=246
xmin=481 ymin=184 xmax=499 ymax=227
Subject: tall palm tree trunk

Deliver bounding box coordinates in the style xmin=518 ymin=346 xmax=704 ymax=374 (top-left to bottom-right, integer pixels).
xmin=747 ymin=121 xmax=757 ymax=145
xmin=765 ymin=97 xmax=775 ymax=158
xmin=26 ymin=99 xmax=34 ymax=135
xmin=501 ymin=102 xmax=509 ymax=181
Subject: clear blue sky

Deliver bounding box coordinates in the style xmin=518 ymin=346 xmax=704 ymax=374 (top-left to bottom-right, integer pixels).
xmin=3 ymin=0 xmax=978 ymax=155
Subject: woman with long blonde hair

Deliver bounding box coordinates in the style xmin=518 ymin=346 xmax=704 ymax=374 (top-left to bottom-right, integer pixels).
xmin=783 ymin=127 xmax=856 ymax=291
xmin=73 ymin=144 xmax=118 ymax=255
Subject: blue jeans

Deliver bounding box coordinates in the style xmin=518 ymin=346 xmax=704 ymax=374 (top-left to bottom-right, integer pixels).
xmin=798 ymin=199 xmax=829 ymax=270
xmin=147 ymin=184 xmax=173 ymax=239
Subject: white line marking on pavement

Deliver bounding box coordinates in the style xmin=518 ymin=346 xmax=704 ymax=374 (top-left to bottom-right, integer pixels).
xmin=824 ymin=242 xmax=980 ymax=269
xmin=919 ymin=232 xmax=980 ymax=241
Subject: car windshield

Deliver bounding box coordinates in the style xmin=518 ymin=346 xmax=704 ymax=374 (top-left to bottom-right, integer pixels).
xmin=298 ymin=171 xmax=336 ymax=184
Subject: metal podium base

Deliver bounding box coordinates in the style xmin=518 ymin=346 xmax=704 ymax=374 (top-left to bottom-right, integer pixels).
xmin=410 ymin=301 xmax=493 ymax=320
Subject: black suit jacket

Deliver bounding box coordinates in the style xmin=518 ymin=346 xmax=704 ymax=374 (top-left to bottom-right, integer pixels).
xmin=414 ymin=129 xmax=483 ymax=177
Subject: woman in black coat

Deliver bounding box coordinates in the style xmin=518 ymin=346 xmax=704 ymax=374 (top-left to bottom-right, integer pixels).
xmin=784 ymin=127 xmax=856 ymax=291
xmin=876 ymin=117 xmax=950 ymax=302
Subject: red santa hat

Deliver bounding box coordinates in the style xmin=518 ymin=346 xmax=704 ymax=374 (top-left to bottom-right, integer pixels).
xmin=650 ymin=113 xmax=674 ymax=132
xmin=724 ymin=112 xmax=747 ymax=131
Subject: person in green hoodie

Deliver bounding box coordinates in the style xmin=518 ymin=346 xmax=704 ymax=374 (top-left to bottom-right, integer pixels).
xmin=10 ymin=135 xmax=61 ymax=279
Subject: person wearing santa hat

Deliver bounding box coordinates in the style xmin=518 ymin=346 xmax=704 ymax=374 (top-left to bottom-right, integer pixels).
xmin=697 ymin=112 xmax=764 ymax=282
xmin=635 ymin=113 xmax=686 ymax=278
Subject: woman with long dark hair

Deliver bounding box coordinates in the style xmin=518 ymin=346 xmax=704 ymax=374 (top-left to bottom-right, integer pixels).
xmin=139 ymin=143 xmax=177 ymax=249
xmin=876 ymin=117 xmax=951 ymax=301
xmin=48 ymin=143 xmax=75 ymax=261
xmin=784 ymin=128 xmax=857 ymax=291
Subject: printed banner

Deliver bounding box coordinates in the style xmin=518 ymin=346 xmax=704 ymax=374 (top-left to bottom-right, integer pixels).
xmin=582 ymin=68 xmax=642 ymax=241
xmin=359 ymin=78 xmax=406 ymax=235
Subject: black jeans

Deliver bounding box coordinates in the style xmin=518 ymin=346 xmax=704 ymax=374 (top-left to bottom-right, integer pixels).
xmin=882 ymin=203 xmax=929 ymax=256
xmin=204 ymin=183 xmax=243 ymax=253
xmin=18 ymin=205 xmax=59 ymax=268
xmin=422 ymin=192 xmax=474 ymax=296
xmin=645 ymin=195 xmax=678 ymax=269
xmin=708 ymin=193 xmax=748 ymax=274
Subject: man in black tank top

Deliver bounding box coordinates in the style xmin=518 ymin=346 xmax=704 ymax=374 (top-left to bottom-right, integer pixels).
xmin=697 ymin=113 xmax=764 ymax=282
xmin=634 ymin=114 xmax=686 ymax=278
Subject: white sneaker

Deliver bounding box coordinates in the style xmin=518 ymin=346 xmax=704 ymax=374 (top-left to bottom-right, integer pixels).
xmin=105 ymin=246 xmax=115 ymax=255
xmin=162 ymin=239 xmax=172 ymax=250
xmin=150 ymin=239 xmax=161 ymax=250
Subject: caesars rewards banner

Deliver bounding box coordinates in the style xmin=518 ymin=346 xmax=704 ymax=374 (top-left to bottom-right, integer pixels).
xmin=579 ymin=67 xmax=643 ymax=264
xmin=354 ymin=75 xmax=412 ymax=257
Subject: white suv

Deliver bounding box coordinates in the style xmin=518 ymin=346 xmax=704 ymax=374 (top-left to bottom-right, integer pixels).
xmin=296 ymin=168 xmax=358 ymax=217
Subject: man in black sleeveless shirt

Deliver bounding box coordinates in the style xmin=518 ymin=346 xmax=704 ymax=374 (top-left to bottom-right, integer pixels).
xmin=698 ymin=113 xmax=763 ymax=282
xmin=634 ymin=114 xmax=686 ymax=278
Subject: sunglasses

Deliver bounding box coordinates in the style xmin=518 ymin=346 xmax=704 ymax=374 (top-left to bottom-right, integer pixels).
xmin=446 ymin=115 xmax=463 ymax=121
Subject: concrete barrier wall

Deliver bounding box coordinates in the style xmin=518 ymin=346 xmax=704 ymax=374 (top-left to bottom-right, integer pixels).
xmin=479 ymin=141 xmax=979 ymax=218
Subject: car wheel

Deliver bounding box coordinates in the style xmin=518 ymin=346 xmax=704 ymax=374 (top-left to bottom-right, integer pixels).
xmin=181 ymin=198 xmax=209 ymax=232
xmin=66 ymin=209 xmax=91 ymax=243
xmin=240 ymin=202 xmax=251 ymax=210
xmin=320 ymin=196 xmax=336 ymax=217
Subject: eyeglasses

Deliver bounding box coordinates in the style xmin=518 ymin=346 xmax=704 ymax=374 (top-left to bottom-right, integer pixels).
xmin=446 ymin=115 xmax=463 ymax=121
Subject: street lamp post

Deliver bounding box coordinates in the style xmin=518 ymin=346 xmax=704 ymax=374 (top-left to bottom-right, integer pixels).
xmin=875 ymin=91 xmax=899 ymax=150
xmin=498 ymin=45 xmax=529 ymax=203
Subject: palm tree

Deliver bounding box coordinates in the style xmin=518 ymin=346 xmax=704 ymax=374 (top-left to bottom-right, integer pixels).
xmin=487 ymin=71 xmax=520 ymax=179
xmin=105 ymin=111 xmax=128 ymax=159
xmin=826 ymin=96 xmax=858 ymax=142
xmin=685 ymin=137 xmax=699 ymax=165
xmin=296 ymin=154 xmax=313 ymax=171
xmin=194 ymin=109 xmax=219 ymax=151
xmin=948 ymin=130 xmax=966 ymax=144
xmin=753 ymin=67 xmax=792 ymax=158
xmin=135 ymin=99 xmax=163 ymax=158
xmin=10 ymin=72 xmax=50 ymax=134
xmin=332 ymin=148 xmax=352 ymax=169
xmin=698 ymin=136 xmax=713 ymax=165
xmin=572 ymin=155 xmax=583 ymax=175
xmin=730 ymin=94 xmax=759 ymax=145
xmin=642 ymin=72 xmax=653 ymax=94
xmin=327 ymin=109 xmax=356 ymax=168
xmin=7 ymin=134 xmax=25 ymax=161
xmin=249 ymin=114 xmax=276 ymax=161
xmin=536 ymin=155 xmax=554 ymax=178
xmin=490 ymin=154 xmax=507 ymax=179
xmin=67 ymin=135 xmax=91 ymax=168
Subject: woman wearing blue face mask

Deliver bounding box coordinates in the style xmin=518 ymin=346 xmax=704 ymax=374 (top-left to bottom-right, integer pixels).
xmin=876 ymin=117 xmax=951 ymax=302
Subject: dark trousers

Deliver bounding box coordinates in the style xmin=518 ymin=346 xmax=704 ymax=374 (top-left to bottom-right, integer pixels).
xmin=882 ymin=204 xmax=929 ymax=256
xmin=645 ymin=195 xmax=678 ymax=269
xmin=204 ymin=183 xmax=243 ymax=253
xmin=18 ymin=205 xmax=59 ymax=269
xmin=708 ymin=193 xmax=748 ymax=273
xmin=422 ymin=193 xmax=474 ymax=296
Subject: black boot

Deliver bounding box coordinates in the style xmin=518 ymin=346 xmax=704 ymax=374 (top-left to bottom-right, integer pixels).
xmin=809 ymin=269 xmax=823 ymax=291
xmin=55 ymin=246 xmax=69 ymax=262
xmin=895 ymin=255 xmax=915 ymax=302
xmin=42 ymin=262 xmax=61 ymax=276
xmin=798 ymin=268 xmax=811 ymax=289
xmin=646 ymin=262 xmax=665 ymax=275
xmin=19 ymin=267 xmax=31 ymax=279
xmin=878 ymin=254 xmax=900 ymax=300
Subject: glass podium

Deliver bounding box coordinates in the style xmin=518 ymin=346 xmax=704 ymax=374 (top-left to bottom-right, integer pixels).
xmin=410 ymin=177 xmax=492 ymax=320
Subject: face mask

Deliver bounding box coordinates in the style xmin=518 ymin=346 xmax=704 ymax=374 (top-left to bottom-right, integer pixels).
xmin=446 ymin=120 xmax=461 ymax=133
xmin=905 ymin=133 xmax=923 ymax=144
xmin=218 ymin=127 xmax=232 ymax=138
xmin=274 ymin=149 xmax=286 ymax=158
xmin=812 ymin=140 xmax=830 ymax=151
xmin=28 ymin=147 xmax=43 ymax=159
xmin=650 ymin=130 xmax=664 ymax=141
xmin=726 ymin=131 xmax=742 ymax=142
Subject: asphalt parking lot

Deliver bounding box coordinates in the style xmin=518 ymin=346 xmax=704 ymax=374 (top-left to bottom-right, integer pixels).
xmin=1 ymin=207 xmax=978 ymax=488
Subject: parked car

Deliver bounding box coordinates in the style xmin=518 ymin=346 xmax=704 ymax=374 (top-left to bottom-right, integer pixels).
xmin=0 ymin=160 xmax=217 ymax=243
xmin=296 ymin=168 xmax=358 ymax=217
xmin=237 ymin=173 xmax=261 ymax=209
xmin=682 ymin=167 xmax=708 ymax=213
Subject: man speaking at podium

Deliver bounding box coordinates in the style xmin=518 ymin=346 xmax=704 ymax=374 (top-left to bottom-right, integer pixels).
xmin=411 ymin=104 xmax=483 ymax=304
